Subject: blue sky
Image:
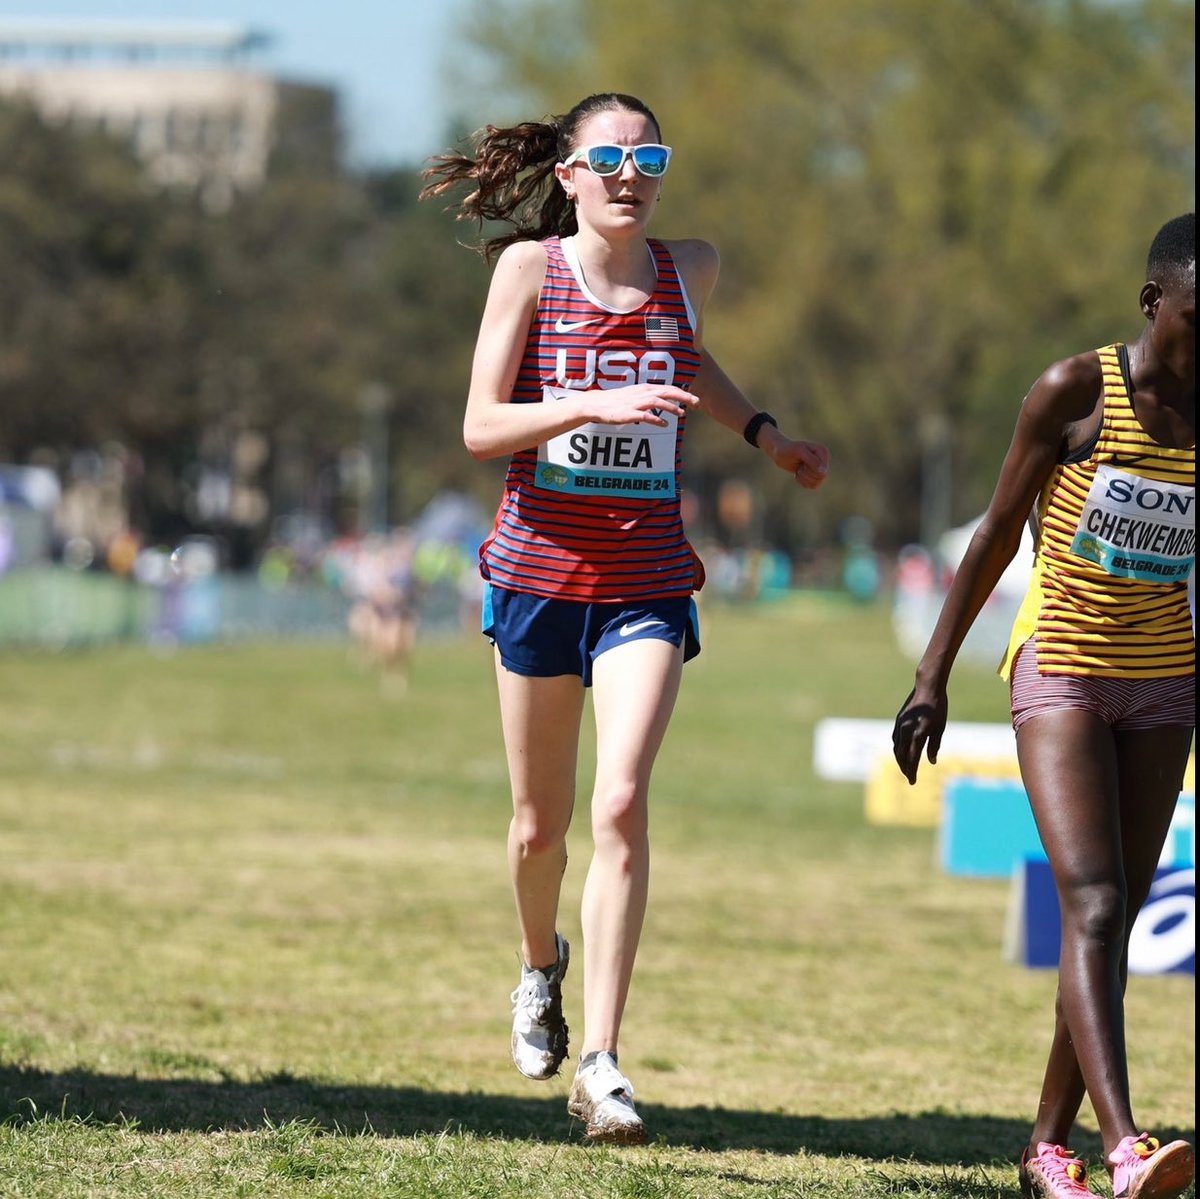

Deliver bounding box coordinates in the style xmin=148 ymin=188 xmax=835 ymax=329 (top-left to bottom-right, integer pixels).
xmin=0 ymin=1 xmax=470 ymax=167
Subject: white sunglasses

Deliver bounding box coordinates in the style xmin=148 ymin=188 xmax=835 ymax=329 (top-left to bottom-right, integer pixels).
xmin=561 ymin=143 xmax=672 ymax=178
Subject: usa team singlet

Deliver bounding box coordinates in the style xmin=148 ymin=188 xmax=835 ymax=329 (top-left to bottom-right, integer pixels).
xmin=478 ymin=236 xmax=705 ymax=603
xmin=1001 ymin=344 xmax=1196 ymax=680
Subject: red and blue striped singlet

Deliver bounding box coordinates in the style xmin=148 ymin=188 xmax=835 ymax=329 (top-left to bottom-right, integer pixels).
xmin=478 ymin=236 xmax=705 ymax=603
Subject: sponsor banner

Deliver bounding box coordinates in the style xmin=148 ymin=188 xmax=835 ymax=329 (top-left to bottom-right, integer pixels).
xmin=940 ymin=777 xmax=1044 ymax=877
xmin=941 ymin=780 xmax=1194 ymax=878
xmin=814 ymin=718 xmax=1017 ymax=784
xmin=1005 ymin=859 xmax=1195 ymax=975
xmin=865 ymin=755 xmax=1021 ymax=828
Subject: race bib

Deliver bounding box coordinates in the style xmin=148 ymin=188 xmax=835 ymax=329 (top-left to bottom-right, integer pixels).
xmin=1070 ymin=464 xmax=1196 ymax=582
xmin=535 ymin=386 xmax=676 ymax=499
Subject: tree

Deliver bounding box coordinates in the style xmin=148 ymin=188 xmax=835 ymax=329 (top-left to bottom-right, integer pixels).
xmin=3 ymin=1 xmax=1192 ymax=563
xmin=0 ymin=99 xmax=490 ymax=558
xmin=449 ymin=0 xmax=1195 ymax=549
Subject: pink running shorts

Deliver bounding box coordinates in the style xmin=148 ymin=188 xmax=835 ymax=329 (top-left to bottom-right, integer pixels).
xmin=1009 ymin=639 xmax=1196 ymax=733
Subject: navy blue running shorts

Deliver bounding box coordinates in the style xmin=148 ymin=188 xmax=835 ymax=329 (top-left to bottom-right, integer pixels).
xmin=482 ymin=583 xmax=701 ymax=687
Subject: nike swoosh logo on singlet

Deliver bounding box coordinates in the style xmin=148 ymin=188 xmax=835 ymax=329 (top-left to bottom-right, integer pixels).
xmin=554 ymin=316 xmax=602 ymax=334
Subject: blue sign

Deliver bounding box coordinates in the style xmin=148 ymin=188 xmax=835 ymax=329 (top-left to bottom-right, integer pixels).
xmin=1007 ymin=859 xmax=1195 ymax=975
xmin=939 ymin=777 xmax=1043 ymax=877
xmin=941 ymin=778 xmax=1194 ymax=878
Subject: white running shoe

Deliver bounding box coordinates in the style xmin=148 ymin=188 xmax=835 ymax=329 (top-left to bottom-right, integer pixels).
xmin=567 ymin=1051 xmax=647 ymax=1145
xmin=509 ymin=933 xmax=569 ymax=1080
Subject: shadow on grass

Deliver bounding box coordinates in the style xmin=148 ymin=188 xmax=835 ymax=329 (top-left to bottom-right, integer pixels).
xmin=4 ymin=1065 xmax=1194 ymax=1164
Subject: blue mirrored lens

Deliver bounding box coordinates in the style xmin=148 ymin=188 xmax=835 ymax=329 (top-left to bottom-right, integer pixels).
xmin=586 ymin=145 xmax=625 ymax=174
xmin=632 ymin=146 xmax=669 ymax=176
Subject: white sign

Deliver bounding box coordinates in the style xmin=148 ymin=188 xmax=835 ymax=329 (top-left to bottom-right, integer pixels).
xmin=814 ymin=718 xmax=1016 ymax=783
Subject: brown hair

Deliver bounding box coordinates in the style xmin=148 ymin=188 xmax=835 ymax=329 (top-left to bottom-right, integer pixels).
xmin=419 ymin=92 xmax=662 ymax=262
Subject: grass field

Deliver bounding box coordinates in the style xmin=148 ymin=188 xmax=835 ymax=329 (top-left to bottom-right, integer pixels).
xmin=0 ymin=595 xmax=1193 ymax=1198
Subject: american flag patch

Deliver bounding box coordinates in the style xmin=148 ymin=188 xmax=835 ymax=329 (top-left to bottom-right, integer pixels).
xmin=644 ymin=316 xmax=679 ymax=344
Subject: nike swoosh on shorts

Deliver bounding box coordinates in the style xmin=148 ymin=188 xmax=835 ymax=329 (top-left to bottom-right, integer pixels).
xmin=619 ymin=619 xmax=666 ymax=637
xmin=555 ymin=316 xmax=602 ymax=334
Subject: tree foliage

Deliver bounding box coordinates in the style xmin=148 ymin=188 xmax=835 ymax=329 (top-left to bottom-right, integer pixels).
xmin=0 ymin=98 xmax=488 ymax=558
xmin=1 ymin=0 xmax=1194 ymax=563
xmin=452 ymin=0 xmax=1194 ymax=547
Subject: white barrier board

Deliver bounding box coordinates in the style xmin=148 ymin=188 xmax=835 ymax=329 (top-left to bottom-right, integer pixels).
xmin=814 ymin=717 xmax=1017 ymax=783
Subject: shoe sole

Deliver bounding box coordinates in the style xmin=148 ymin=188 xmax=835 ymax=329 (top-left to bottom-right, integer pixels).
xmin=1021 ymin=1176 xmax=1082 ymax=1199
xmin=1121 ymin=1141 xmax=1196 ymax=1199
xmin=567 ymin=1096 xmax=648 ymax=1146
xmin=511 ymin=1039 xmax=566 ymax=1080
xmin=1019 ymin=1160 xmax=1090 ymax=1199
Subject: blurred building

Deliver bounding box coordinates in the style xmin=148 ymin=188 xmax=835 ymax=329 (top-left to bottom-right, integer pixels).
xmin=0 ymin=17 xmax=337 ymax=209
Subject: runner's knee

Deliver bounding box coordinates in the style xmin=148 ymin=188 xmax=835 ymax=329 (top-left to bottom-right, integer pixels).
xmin=1058 ymin=876 xmax=1127 ymax=944
xmin=591 ymin=781 xmax=648 ymax=841
xmin=510 ymin=808 xmax=570 ymax=857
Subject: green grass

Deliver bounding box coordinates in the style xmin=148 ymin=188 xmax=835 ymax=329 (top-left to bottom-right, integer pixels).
xmin=0 ymin=595 xmax=1193 ymax=1197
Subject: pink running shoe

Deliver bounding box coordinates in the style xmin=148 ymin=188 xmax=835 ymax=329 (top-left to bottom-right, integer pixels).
xmin=1019 ymin=1142 xmax=1095 ymax=1198
xmin=1108 ymin=1133 xmax=1195 ymax=1199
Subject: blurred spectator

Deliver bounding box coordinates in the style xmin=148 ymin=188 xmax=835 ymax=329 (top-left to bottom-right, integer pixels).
xmin=346 ymin=530 xmax=420 ymax=697
xmin=0 ymin=513 xmax=13 ymax=575
xmin=840 ymin=515 xmax=881 ymax=603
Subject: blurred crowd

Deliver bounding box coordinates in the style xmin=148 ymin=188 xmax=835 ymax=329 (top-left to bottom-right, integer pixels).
xmin=0 ymin=450 xmax=969 ymax=657
xmin=0 ymin=451 xmax=491 ymax=650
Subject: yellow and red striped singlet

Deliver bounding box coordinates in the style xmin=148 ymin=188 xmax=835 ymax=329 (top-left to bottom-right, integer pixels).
xmin=478 ymin=236 xmax=705 ymax=603
xmin=1001 ymin=343 xmax=1196 ymax=679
